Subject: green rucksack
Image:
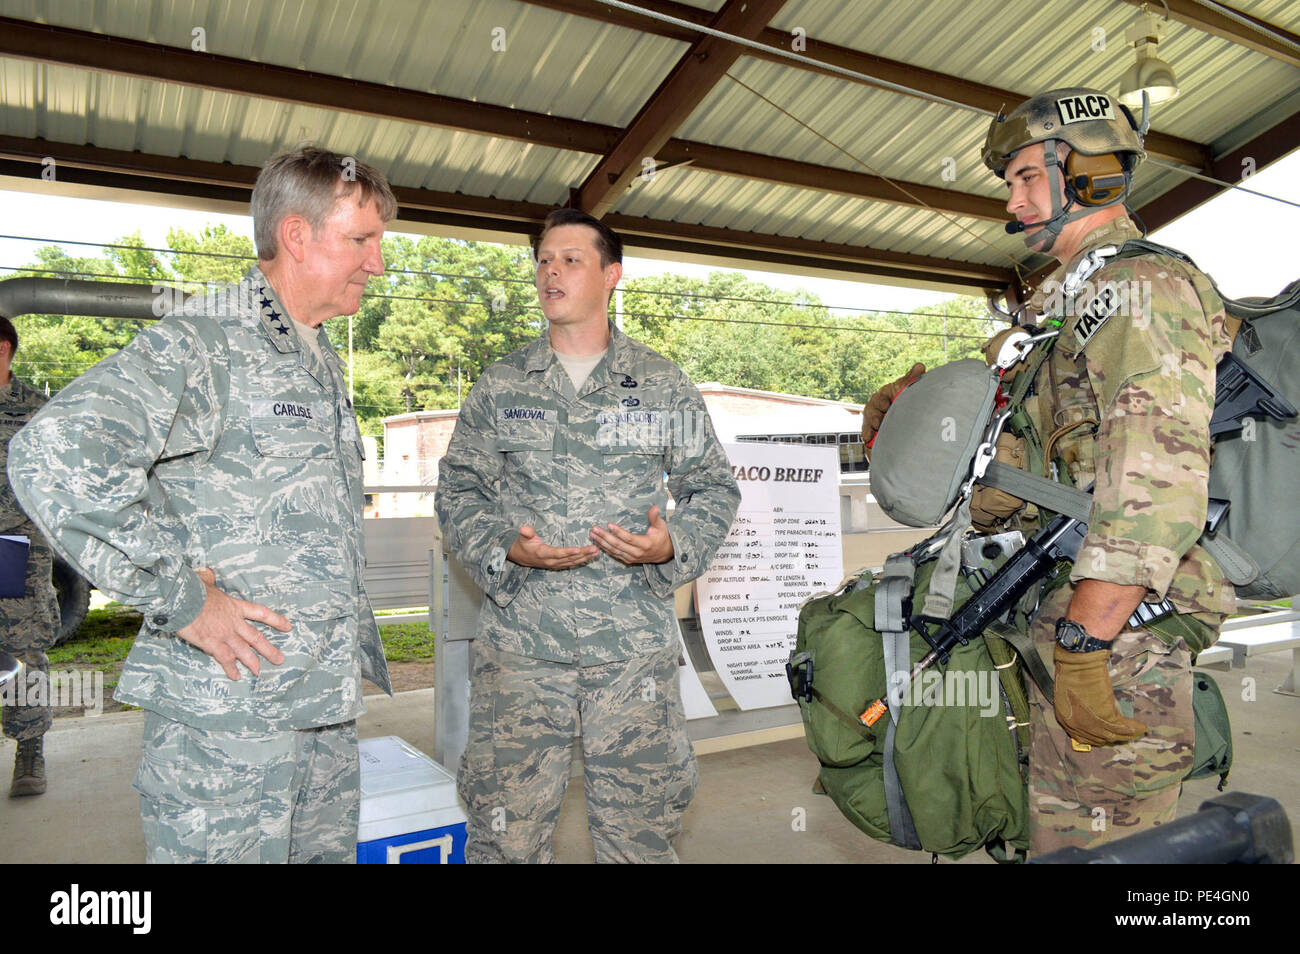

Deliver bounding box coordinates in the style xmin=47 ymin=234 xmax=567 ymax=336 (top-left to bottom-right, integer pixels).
xmin=788 ymin=557 xmax=1032 ymax=862
xmin=790 ymin=555 xmax=1235 ymax=861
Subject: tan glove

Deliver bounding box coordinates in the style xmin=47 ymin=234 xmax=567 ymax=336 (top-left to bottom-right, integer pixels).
xmin=861 ymin=362 xmax=925 ymax=457
xmin=1052 ymin=646 xmax=1148 ymax=746
xmin=982 ymin=326 xmax=1031 ymax=383
xmin=969 ymin=432 xmax=1029 ymax=531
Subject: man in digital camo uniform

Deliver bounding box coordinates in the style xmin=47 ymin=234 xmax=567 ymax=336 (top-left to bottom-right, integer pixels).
xmin=435 ymin=209 xmax=740 ymax=863
xmin=864 ymin=88 xmax=1234 ymax=855
xmin=9 ymin=147 xmax=394 ymax=862
xmin=0 ymin=316 xmax=60 ymax=796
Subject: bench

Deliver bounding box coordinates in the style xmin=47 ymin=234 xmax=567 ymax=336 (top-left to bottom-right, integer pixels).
xmin=1213 ymin=608 xmax=1300 ymax=695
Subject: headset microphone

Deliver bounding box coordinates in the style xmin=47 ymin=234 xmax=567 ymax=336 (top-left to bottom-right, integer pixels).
xmin=1005 ymin=221 xmax=1026 ymax=234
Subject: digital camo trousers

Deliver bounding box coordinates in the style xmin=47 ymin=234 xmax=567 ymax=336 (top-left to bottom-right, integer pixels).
xmin=459 ymin=642 xmax=698 ymax=864
xmin=133 ymin=712 xmax=359 ymax=864
xmin=1 ymin=541 xmax=57 ymax=742
xmin=1025 ymin=585 xmax=1210 ymax=857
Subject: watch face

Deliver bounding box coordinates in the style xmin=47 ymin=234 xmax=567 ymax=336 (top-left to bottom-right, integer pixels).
xmin=1056 ymin=619 xmax=1087 ymax=650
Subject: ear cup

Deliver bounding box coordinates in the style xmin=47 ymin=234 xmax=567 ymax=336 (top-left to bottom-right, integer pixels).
xmin=1066 ymin=151 xmax=1127 ymax=205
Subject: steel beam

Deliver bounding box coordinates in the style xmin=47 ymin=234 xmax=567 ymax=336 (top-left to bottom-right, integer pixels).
xmin=0 ymin=16 xmax=1007 ymax=221
xmin=1119 ymin=0 xmax=1300 ymax=70
xmin=0 ymin=142 xmax=1013 ymax=290
xmin=517 ymin=0 xmax=1210 ymax=169
xmin=572 ymin=0 xmax=789 ymax=218
xmin=1137 ymin=108 xmax=1300 ymax=232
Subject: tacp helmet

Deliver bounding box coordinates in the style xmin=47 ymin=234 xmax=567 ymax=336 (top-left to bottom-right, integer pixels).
xmin=983 ymin=88 xmax=1146 ymax=252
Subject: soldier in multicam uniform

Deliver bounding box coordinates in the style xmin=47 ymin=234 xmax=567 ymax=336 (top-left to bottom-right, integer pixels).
xmin=864 ymin=88 xmax=1234 ymax=856
xmin=8 ymin=147 xmax=394 ymax=862
xmin=0 ymin=316 xmax=60 ymax=796
xmin=436 ymin=208 xmax=740 ymax=863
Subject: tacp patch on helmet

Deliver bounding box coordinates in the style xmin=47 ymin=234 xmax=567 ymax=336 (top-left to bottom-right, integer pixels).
xmin=982 ymin=87 xmax=1145 ymax=177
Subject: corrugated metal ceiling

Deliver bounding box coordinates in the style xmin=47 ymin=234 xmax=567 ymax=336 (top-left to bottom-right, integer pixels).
xmin=1 ymin=0 xmax=1297 ymax=289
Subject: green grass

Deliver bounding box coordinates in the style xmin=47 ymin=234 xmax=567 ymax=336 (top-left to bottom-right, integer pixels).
xmin=47 ymin=605 xmax=434 ymax=666
xmin=47 ymin=606 xmax=140 ymax=671
xmin=378 ymin=622 xmax=436 ymax=662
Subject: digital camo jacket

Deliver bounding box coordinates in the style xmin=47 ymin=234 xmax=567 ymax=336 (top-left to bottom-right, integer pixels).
xmin=8 ymin=268 xmax=390 ymax=731
xmin=435 ymin=323 xmax=740 ymax=665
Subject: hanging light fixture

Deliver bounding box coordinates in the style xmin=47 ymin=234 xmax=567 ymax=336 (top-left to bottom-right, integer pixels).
xmin=1118 ymin=3 xmax=1180 ymax=108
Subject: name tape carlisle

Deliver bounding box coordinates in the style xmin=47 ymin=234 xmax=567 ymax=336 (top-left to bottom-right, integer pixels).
xmin=250 ymin=400 xmax=322 ymax=421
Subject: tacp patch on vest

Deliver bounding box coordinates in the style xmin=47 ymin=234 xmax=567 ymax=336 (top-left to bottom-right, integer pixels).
xmin=1055 ymin=93 xmax=1115 ymax=125
xmin=1074 ymin=284 xmax=1122 ymax=347
xmin=497 ymin=406 xmax=553 ymax=424
xmin=250 ymin=399 xmax=324 ymax=421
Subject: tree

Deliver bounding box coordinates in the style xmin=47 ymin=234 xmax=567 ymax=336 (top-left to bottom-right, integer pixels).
xmin=621 ymin=271 xmax=995 ymax=404
xmin=167 ymin=225 xmax=255 ymax=285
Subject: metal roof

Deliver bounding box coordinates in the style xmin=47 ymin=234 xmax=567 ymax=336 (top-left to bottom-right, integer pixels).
xmin=1 ymin=0 xmax=1298 ymax=295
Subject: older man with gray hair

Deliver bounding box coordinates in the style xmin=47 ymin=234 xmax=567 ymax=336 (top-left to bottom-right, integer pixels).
xmin=9 ymin=146 xmax=395 ymax=863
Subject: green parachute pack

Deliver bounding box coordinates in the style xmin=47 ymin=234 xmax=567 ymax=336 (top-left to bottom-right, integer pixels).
xmin=787 ymin=238 xmax=1288 ymax=861
xmin=789 ymin=556 xmax=1033 ymax=862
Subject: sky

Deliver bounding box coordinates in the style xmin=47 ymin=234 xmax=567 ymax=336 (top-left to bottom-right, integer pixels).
xmin=1 ymin=147 xmax=1298 ymax=312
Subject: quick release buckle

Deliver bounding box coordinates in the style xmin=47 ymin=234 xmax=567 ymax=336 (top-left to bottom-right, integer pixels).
xmin=1062 ymin=244 xmax=1119 ymax=295
xmin=786 ymin=652 xmax=814 ymax=703
xmin=994 ymin=329 xmax=1060 ymax=372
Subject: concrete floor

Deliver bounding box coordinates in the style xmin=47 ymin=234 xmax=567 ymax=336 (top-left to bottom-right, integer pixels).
xmin=1 ymin=652 xmax=1296 ymax=864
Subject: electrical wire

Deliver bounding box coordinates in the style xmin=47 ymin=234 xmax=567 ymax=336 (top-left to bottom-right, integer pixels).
xmin=722 ymin=71 xmax=1031 ymax=280
xmin=0 ymin=233 xmax=1004 ymax=323
xmin=1143 ymin=156 xmax=1300 ymax=209
xmin=0 ymin=266 xmax=989 ymax=339
xmin=601 ymin=0 xmax=991 ymax=116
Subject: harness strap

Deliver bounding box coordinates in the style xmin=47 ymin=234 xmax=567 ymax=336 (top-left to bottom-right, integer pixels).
xmin=881 ymin=624 xmax=921 ymax=850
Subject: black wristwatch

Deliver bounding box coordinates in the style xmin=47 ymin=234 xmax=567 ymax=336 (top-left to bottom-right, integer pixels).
xmin=1055 ymin=618 xmax=1111 ymax=654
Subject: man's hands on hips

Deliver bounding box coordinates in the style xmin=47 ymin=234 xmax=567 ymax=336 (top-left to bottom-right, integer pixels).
xmin=175 ymin=568 xmax=289 ymax=681
xmin=590 ymin=505 xmax=673 ymax=565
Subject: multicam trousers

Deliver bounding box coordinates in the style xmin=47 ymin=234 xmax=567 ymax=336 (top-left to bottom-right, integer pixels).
xmin=459 ymin=641 xmax=698 ymax=864
xmin=1025 ymin=585 xmax=1218 ymax=856
xmin=133 ymin=711 xmax=359 ymax=864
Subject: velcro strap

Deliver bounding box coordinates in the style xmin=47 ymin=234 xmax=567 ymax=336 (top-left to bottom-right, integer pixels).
xmin=883 ymin=714 xmax=921 ymax=849
xmin=921 ymin=497 xmax=972 ymax=620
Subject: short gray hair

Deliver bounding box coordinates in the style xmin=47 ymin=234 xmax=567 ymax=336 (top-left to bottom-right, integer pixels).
xmin=251 ymin=146 xmax=397 ymax=259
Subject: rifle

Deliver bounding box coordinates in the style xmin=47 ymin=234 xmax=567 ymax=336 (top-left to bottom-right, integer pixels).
xmin=858 ymin=352 xmax=1294 ymax=730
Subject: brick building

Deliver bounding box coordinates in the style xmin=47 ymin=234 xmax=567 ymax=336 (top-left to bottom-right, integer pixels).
xmin=375 ymin=384 xmax=866 ymax=517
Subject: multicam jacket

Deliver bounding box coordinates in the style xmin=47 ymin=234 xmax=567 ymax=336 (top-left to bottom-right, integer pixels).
xmin=435 ymin=323 xmax=740 ymax=665
xmin=8 ymin=268 xmax=390 ymax=731
xmin=1024 ymin=216 xmax=1236 ymax=617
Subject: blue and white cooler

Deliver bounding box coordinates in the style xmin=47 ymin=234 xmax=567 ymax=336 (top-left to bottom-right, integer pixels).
xmin=357 ymin=736 xmax=468 ymax=864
